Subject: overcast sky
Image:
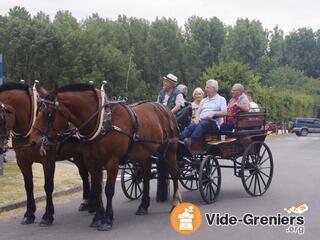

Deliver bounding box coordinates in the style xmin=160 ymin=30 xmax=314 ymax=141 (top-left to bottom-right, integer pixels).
xmin=1 ymin=0 xmax=319 ymax=33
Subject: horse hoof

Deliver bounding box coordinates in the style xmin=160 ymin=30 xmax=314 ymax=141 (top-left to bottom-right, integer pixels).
xmin=39 ymin=218 xmax=53 ymax=227
xmin=135 ymin=207 xmax=148 ymax=215
xmin=78 ymin=203 xmax=89 ymax=212
xmin=97 ymin=223 xmax=112 ymax=231
xmin=89 ymin=219 xmax=102 ymax=228
xmin=21 ymin=217 xmax=35 ymax=225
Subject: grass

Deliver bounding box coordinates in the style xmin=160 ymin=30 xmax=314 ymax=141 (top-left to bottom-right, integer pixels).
xmin=0 ymin=160 xmax=82 ymax=205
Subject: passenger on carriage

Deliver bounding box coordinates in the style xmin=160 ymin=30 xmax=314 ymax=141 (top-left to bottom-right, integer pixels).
xmin=177 ymin=84 xmax=188 ymax=100
xmin=220 ymin=83 xmax=250 ymax=132
xmin=191 ymin=87 xmax=204 ymax=121
xmin=179 ymin=79 xmax=227 ymax=147
xmin=157 ymin=73 xmax=185 ymax=114
xmin=246 ymin=91 xmax=260 ymax=112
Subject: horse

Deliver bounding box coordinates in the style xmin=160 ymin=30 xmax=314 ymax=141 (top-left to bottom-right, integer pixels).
xmin=29 ymin=83 xmax=183 ymax=231
xmin=0 ymin=82 xmax=93 ymax=226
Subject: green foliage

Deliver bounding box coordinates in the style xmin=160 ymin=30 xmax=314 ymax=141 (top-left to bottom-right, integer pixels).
xmin=255 ymin=88 xmax=317 ymax=122
xmin=266 ymin=66 xmax=312 ymax=89
xmin=220 ymin=18 xmax=268 ymax=70
xmin=0 ymin=7 xmax=319 ymax=118
xmin=200 ymin=61 xmax=260 ymax=98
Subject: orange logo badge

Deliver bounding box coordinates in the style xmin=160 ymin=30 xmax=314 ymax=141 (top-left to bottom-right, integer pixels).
xmin=170 ymin=202 xmax=202 ymax=234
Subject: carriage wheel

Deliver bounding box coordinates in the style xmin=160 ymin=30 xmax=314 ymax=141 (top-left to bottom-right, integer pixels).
xmin=121 ymin=163 xmax=143 ymax=200
xmin=240 ymin=141 xmax=273 ymax=197
xmin=199 ymin=155 xmax=221 ymax=204
xmin=179 ymin=161 xmax=199 ymax=191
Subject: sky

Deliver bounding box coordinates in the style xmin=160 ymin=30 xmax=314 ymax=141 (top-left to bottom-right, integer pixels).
xmin=1 ymin=0 xmax=319 ymax=33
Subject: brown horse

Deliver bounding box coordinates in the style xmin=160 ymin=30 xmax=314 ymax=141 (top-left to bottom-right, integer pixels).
xmin=0 ymin=82 xmax=93 ymax=226
xmin=29 ymin=83 xmax=182 ymax=231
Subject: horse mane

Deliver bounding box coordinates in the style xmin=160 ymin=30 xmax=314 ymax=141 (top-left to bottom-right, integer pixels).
xmin=57 ymin=83 xmax=95 ymax=93
xmin=0 ymin=82 xmax=29 ymax=92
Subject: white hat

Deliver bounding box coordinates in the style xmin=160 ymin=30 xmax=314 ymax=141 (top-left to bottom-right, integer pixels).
xmin=163 ymin=73 xmax=178 ymax=84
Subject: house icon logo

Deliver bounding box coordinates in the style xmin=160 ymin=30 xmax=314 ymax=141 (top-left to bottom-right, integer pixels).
xmin=170 ymin=202 xmax=202 ymax=234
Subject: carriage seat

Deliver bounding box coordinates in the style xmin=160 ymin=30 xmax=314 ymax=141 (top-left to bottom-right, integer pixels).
xmin=220 ymin=111 xmax=267 ymax=136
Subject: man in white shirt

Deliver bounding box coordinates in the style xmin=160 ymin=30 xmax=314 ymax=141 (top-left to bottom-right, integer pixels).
xmin=180 ymin=79 xmax=227 ymax=145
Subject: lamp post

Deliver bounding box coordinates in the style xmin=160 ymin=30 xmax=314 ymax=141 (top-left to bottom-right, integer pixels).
xmin=0 ymin=53 xmax=3 ymax=175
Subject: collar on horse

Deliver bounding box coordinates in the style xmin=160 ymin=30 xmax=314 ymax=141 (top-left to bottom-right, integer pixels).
xmin=12 ymin=84 xmax=38 ymax=139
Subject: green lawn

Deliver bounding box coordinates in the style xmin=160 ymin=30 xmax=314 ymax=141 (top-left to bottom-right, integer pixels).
xmin=0 ymin=160 xmax=81 ymax=205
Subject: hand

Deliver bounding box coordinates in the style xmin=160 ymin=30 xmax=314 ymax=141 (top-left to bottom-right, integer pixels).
xmin=194 ymin=117 xmax=200 ymax=124
xmin=207 ymin=112 xmax=215 ymax=120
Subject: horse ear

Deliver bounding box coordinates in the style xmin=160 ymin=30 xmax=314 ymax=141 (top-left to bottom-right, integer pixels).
xmin=38 ymin=87 xmax=48 ymax=97
xmin=50 ymin=82 xmax=59 ymax=96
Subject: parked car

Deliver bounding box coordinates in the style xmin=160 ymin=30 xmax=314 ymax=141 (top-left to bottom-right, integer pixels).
xmin=288 ymin=118 xmax=320 ymax=136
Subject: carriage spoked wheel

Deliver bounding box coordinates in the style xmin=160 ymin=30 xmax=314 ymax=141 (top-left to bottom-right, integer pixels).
xmin=199 ymin=155 xmax=221 ymax=204
xmin=179 ymin=160 xmax=199 ymax=191
xmin=121 ymin=162 xmax=143 ymax=200
xmin=240 ymin=141 xmax=273 ymax=197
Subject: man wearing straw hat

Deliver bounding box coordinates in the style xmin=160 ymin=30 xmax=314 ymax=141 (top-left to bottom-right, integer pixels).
xmin=157 ymin=73 xmax=185 ymax=114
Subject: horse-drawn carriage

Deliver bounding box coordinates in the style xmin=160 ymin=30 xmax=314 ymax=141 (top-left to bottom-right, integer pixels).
xmin=0 ymin=81 xmax=274 ymax=230
xmin=121 ymin=109 xmax=273 ymax=204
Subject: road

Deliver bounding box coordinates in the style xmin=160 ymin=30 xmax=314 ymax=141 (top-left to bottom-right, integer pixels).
xmin=0 ymin=134 xmax=319 ymax=240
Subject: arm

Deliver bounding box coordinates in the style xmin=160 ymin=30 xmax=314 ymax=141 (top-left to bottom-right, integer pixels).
xmin=207 ymin=97 xmax=228 ymax=119
xmin=237 ymin=95 xmax=250 ymax=112
xmin=171 ymin=104 xmax=181 ymax=114
xmin=171 ymin=93 xmax=184 ymax=114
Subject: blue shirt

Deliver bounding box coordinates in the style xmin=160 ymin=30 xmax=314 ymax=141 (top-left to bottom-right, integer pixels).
xmin=199 ymin=94 xmax=227 ymax=126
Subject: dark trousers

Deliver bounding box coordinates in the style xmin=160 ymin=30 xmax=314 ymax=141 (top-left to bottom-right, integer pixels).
xmin=180 ymin=119 xmax=219 ymax=143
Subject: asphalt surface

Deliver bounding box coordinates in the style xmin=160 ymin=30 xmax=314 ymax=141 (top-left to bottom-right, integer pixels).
xmin=0 ymin=134 xmax=319 ymax=240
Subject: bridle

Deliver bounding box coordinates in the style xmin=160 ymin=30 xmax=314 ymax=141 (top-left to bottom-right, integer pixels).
xmin=32 ymin=96 xmax=74 ymax=147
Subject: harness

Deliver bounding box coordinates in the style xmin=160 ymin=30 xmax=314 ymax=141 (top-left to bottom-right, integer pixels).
xmin=35 ymin=90 xmax=179 ymax=164
xmin=12 ymin=86 xmax=38 ymax=139
xmin=0 ymin=102 xmax=11 ymax=149
xmin=0 ymin=82 xmax=39 ymax=151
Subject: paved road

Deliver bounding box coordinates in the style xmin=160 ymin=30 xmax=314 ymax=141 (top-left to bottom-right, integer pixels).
xmin=0 ymin=134 xmax=319 ymax=240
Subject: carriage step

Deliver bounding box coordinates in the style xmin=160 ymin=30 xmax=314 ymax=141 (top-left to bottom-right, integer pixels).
xmin=207 ymin=138 xmax=237 ymax=145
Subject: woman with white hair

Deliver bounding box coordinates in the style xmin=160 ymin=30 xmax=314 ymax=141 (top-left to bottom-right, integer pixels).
xmin=180 ymin=79 xmax=227 ymax=147
xmin=191 ymin=87 xmax=204 ymax=121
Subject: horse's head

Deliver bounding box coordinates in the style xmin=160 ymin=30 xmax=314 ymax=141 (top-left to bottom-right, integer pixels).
xmin=30 ymin=92 xmax=71 ymax=155
xmin=0 ymin=102 xmax=15 ymax=154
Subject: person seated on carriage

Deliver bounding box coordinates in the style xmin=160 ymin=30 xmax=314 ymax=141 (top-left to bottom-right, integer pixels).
xmin=191 ymin=87 xmax=204 ymax=121
xmin=157 ymin=73 xmax=185 ymax=114
xmin=177 ymin=84 xmax=188 ymax=100
xmin=246 ymin=91 xmax=260 ymax=112
xmin=179 ymin=79 xmax=227 ymax=147
xmin=220 ymin=83 xmax=250 ymax=132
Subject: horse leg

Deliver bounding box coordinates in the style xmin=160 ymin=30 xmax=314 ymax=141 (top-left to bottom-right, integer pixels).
xmin=136 ymin=160 xmax=151 ymax=215
xmin=89 ymin=169 xmax=104 ymax=228
xmin=98 ymin=159 xmax=119 ymax=231
xmin=39 ymin=160 xmax=55 ymax=226
xmin=167 ymin=146 xmax=183 ymax=211
xmin=73 ymin=154 xmax=92 ymax=212
xmin=17 ymin=160 xmax=36 ymax=224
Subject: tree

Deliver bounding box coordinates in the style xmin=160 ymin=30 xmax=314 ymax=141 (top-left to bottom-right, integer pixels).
xmin=266 ymin=66 xmax=312 ymax=89
xmin=200 ymin=61 xmax=260 ymax=98
xmin=284 ymin=28 xmax=320 ymax=78
xmin=183 ymin=16 xmax=225 ymax=87
xmin=221 ymin=18 xmax=268 ymax=70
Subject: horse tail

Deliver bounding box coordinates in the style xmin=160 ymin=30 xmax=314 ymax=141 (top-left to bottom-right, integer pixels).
xmin=156 ymin=153 xmax=169 ymax=202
